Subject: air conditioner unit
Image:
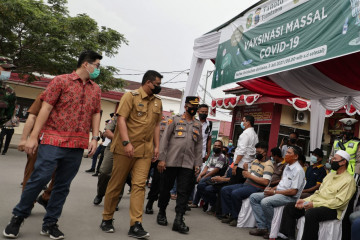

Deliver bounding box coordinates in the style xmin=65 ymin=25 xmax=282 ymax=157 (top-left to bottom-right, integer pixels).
xmin=294 ymin=111 xmax=308 ymax=123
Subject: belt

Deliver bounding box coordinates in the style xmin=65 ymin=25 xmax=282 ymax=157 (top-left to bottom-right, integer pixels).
xmin=2 ymin=127 xmax=14 ymax=129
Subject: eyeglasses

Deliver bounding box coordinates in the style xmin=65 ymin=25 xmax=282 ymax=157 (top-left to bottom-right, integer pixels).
xmin=89 ymin=63 xmax=100 ymax=69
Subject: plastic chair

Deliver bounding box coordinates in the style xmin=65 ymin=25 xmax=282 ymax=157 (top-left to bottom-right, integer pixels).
xmin=269 ymin=180 xmax=306 ymax=239
xmin=237 ymin=197 xmax=256 ymax=228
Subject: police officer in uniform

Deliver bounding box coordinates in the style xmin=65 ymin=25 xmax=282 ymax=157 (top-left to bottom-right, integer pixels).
xmin=144 ymin=117 xmax=168 ymax=214
xmin=100 ymin=70 xmax=163 ymax=239
xmin=156 ymin=96 xmax=203 ymax=234
xmin=0 ymin=56 xmax=16 ymax=126
xmin=330 ymin=118 xmax=360 ymax=175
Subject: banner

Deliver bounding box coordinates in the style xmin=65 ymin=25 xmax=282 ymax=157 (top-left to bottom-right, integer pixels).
xmin=212 ymin=0 xmax=360 ymax=88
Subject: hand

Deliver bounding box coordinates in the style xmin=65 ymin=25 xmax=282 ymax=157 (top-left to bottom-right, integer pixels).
xmin=124 ymin=143 xmax=134 ymax=158
xmin=264 ymin=188 xmax=274 ymax=197
xmin=195 ymin=166 xmax=200 ymax=175
xmin=211 ymin=176 xmax=220 ymax=182
xmin=242 ymin=170 xmax=250 ymax=178
xmin=152 ymin=147 xmax=159 ymax=162
xmin=18 ymin=139 xmax=27 ymax=152
xmin=197 ymin=175 xmax=202 ymax=183
xmin=232 ymin=167 xmax=237 ymax=176
xmin=203 ymin=154 xmax=209 ymax=162
xmin=157 ymin=160 xmax=166 ymax=173
xmin=243 ymin=162 xmax=248 ymax=171
xmin=88 ymin=140 xmax=98 ymax=157
xmin=24 ymin=136 xmax=38 ymax=155
xmin=303 ymin=201 xmax=313 ymax=210
xmin=295 ymin=199 xmax=305 ymax=209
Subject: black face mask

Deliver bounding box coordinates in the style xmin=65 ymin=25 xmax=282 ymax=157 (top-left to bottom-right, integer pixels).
xmin=199 ymin=113 xmax=208 ymax=120
xmin=213 ymin=147 xmax=221 ymax=154
xmin=342 ymin=131 xmax=353 ymax=141
xmin=151 ymin=84 xmax=161 ymax=94
xmin=222 ymin=150 xmax=227 ymax=155
xmin=331 ymin=161 xmax=341 ymax=171
xmin=187 ymin=107 xmax=198 ymax=116
xmin=255 ymin=153 xmax=264 ymax=160
xmin=289 ymin=138 xmax=297 ymax=144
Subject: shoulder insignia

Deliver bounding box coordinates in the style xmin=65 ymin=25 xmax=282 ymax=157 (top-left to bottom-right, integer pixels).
xmin=179 ymin=120 xmax=184 ymax=123
xmin=131 ymin=90 xmax=139 ymax=96
xmin=154 ymin=94 xmax=162 ymax=99
xmin=168 ymin=118 xmax=173 ymax=125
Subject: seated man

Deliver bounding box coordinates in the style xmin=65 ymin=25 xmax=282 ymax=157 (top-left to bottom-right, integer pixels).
xmin=189 ymin=140 xmax=227 ymax=208
xmin=301 ymin=148 xmax=327 ymax=199
xmin=270 ymin=147 xmax=286 ymax=187
xmin=249 ymin=146 xmax=305 ymax=238
xmin=279 ymin=150 xmax=356 ymax=240
xmin=221 ymin=142 xmax=274 ymax=226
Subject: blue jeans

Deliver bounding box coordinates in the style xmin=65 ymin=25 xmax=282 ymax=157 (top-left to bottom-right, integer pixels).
xmin=351 ymin=217 xmax=360 ymax=240
xmin=13 ymin=144 xmax=83 ymax=226
xmin=193 ymin=177 xmax=211 ymax=205
xmin=202 ymin=184 xmax=219 ymax=206
xmin=250 ymin=192 xmax=296 ymax=230
xmin=221 ymin=183 xmax=261 ymax=218
xmin=91 ymin=145 xmax=105 ymax=170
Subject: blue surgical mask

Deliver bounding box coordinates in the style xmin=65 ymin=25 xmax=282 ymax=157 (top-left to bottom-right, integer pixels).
xmin=0 ymin=71 xmax=11 ymax=81
xmin=310 ymin=155 xmax=318 ymax=164
xmin=270 ymin=157 xmax=275 ymax=163
xmin=325 ymin=162 xmax=331 ymax=169
xmin=88 ymin=68 xmax=100 ymax=79
xmin=240 ymin=122 xmax=245 ymax=130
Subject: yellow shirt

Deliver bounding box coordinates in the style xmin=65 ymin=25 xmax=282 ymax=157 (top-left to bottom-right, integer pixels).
xmin=111 ymin=87 xmax=162 ymax=158
xmin=304 ymin=170 xmax=356 ymax=219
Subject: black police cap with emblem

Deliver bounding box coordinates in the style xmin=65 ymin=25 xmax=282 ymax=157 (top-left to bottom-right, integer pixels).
xmin=185 ymin=96 xmax=199 ymax=105
xmin=0 ymin=56 xmax=16 ymax=69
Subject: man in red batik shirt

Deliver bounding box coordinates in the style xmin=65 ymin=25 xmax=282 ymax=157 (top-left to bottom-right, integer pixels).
xmin=3 ymin=50 xmax=102 ymax=240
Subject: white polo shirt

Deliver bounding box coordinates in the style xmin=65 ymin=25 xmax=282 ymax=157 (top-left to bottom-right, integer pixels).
xmin=277 ymin=161 xmax=305 ymax=199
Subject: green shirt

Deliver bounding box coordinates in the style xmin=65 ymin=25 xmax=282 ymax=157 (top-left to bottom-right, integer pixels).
xmin=0 ymin=84 xmax=16 ymax=125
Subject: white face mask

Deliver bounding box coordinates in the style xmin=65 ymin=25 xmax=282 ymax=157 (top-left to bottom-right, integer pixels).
xmin=0 ymin=71 xmax=11 ymax=81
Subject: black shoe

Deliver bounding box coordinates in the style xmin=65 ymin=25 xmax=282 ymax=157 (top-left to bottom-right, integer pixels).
xmin=85 ymin=168 xmax=95 ymax=173
xmin=3 ymin=215 xmax=24 ymax=238
xmin=156 ymin=211 xmax=168 ymax=226
xmin=128 ymin=222 xmax=149 ymax=239
xmin=37 ymin=195 xmax=48 ymax=209
xmin=145 ymin=208 xmax=153 ymax=214
xmin=172 ymin=213 xmax=189 ymax=234
xmin=100 ymin=219 xmax=114 ymax=233
xmin=40 ymin=223 xmax=64 ymax=239
xmin=2 ymin=152 xmax=6 ymax=155
xmin=92 ymin=172 xmax=99 ymax=177
xmin=93 ymin=195 xmax=103 ymax=205
xmin=202 ymin=202 xmax=209 ymax=212
xmin=186 ymin=205 xmax=191 ymax=211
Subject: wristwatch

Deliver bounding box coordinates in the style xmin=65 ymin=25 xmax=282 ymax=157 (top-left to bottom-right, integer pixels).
xmin=92 ymin=136 xmax=100 ymax=141
xmin=122 ymin=140 xmax=130 ymax=146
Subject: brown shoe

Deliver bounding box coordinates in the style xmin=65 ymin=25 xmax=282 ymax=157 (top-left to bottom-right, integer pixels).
xmin=263 ymin=232 xmax=270 ymax=239
xmin=221 ymin=216 xmax=232 ymax=223
xmin=249 ymin=228 xmax=268 ymax=236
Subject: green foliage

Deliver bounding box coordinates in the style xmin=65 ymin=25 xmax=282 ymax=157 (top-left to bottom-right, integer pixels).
xmin=0 ymin=0 xmax=128 ymax=91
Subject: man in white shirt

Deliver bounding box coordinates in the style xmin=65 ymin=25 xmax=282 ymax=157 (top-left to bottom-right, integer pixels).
xmin=249 ymin=146 xmax=305 ymax=238
xmin=198 ymin=104 xmax=212 ymax=162
xmin=232 ymin=115 xmax=258 ymax=183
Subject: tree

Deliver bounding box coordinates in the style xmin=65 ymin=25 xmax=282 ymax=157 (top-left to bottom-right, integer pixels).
xmin=0 ymin=0 xmax=128 ymax=91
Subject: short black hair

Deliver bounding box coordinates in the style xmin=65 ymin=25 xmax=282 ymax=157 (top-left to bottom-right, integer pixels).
xmin=198 ymin=104 xmax=209 ymax=110
xmin=77 ymin=50 xmax=102 ymax=68
xmin=214 ymin=140 xmax=223 ymax=147
xmin=271 ymin=147 xmax=282 ymax=158
xmin=222 ymin=146 xmax=228 ymax=151
xmin=289 ymin=145 xmax=302 ymax=157
xmin=298 ymin=154 xmax=306 ymax=164
xmin=290 ymin=132 xmax=299 ymax=139
xmin=244 ymin=115 xmax=255 ymax=127
xmin=141 ymin=70 xmax=163 ymax=85
xmin=255 ymin=142 xmax=268 ymax=151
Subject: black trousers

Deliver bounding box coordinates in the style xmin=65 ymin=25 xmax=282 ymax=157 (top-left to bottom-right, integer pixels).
xmin=95 ymin=146 xmax=105 ymax=173
xmin=158 ymin=167 xmax=194 ymax=214
xmin=279 ymin=203 xmax=337 ymax=240
xmin=0 ymin=128 xmax=14 ymax=153
xmin=147 ymin=161 xmax=164 ymax=202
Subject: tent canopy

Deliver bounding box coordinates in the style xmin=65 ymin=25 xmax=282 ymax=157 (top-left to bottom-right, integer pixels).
xmin=183 ymin=0 xmax=360 ymax=151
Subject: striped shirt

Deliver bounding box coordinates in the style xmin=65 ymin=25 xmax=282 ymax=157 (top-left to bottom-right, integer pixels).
xmin=245 ymin=159 xmax=274 ymax=189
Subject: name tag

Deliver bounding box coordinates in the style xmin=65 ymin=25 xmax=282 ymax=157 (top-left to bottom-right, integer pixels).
xmin=348 ymin=143 xmax=354 ymax=148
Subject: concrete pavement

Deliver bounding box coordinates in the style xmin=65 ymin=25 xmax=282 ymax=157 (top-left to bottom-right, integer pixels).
xmin=0 ymin=149 xmax=260 ymax=240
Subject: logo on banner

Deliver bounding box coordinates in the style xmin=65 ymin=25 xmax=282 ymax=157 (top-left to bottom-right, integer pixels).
xmin=246 ymin=14 xmax=253 ymax=28
xmin=254 ymin=8 xmax=261 ymax=25
xmin=349 ymin=0 xmax=360 ymax=45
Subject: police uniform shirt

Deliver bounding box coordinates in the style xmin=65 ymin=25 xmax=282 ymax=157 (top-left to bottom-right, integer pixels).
xmin=159 ymin=115 xmax=203 ymax=169
xmin=110 ymin=87 xmax=162 ymax=158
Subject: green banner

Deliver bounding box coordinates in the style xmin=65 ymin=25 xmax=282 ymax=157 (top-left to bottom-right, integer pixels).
xmin=212 ymin=0 xmax=360 ymax=88
xmin=211 ymin=130 xmax=219 ymax=144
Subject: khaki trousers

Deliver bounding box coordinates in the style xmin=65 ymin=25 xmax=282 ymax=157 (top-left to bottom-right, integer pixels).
xmin=102 ymin=153 xmax=151 ymax=226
